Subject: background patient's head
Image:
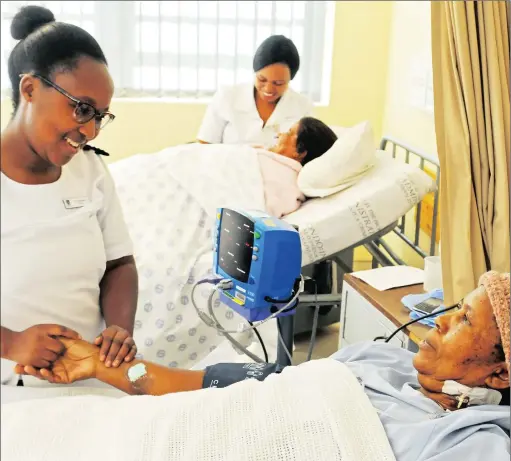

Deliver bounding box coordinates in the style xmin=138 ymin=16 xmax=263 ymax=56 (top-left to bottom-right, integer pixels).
xmin=413 ymin=271 xmax=510 ymax=400
xmin=271 ymin=117 xmax=338 ymax=165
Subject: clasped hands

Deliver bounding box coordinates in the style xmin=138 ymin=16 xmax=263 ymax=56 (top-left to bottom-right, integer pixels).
xmin=11 ymin=324 xmax=137 ymax=383
xmin=15 ymin=337 xmax=102 ymax=384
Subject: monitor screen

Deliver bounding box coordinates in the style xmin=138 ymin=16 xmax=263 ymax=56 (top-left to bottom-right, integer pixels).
xmin=218 ymin=209 xmax=254 ymax=283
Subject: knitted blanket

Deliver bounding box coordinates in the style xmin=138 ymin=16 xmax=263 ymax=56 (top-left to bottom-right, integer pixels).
xmin=1 ymin=359 xmax=396 ymax=461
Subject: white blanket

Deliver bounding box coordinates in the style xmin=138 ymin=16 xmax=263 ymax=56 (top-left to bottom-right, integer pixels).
xmin=109 ymin=144 xmax=281 ymax=369
xmin=1 ymin=360 xmax=396 ymax=461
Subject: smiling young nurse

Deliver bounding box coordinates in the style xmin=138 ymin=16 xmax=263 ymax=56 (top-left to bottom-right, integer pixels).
xmin=1 ymin=5 xmax=139 ymax=388
xmin=197 ymin=35 xmax=314 ymax=148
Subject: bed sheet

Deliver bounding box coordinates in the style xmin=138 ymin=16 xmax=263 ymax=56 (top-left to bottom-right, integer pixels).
xmin=110 ymin=144 xmax=279 ymax=371
xmin=285 ymin=152 xmax=436 ymax=266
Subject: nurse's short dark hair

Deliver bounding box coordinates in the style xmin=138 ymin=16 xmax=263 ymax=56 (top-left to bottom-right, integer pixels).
xmin=296 ymin=117 xmax=338 ymax=166
xmin=253 ymin=35 xmax=300 ymax=79
xmin=8 ymin=5 xmax=107 ymax=112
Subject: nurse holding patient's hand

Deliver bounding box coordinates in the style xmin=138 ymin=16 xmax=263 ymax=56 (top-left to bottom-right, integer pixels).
xmin=0 ymin=5 xmax=139 ymax=387
xmin=197 ymin=35 xmax=313 ymax=147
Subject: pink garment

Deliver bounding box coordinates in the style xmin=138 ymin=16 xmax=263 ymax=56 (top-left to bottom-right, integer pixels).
xmin=256 ymin=149 xmax=305 ymax=218
xmin=479 ymin=271 xmax=510 ymax=371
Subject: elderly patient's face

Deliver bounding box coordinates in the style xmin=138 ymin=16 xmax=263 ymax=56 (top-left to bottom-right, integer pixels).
xmin=413 ymin=286 xmax=509 ymax=390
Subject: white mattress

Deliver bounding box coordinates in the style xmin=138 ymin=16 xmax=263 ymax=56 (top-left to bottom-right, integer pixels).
xmin=285 ymin=151 xmax=436 ymax=266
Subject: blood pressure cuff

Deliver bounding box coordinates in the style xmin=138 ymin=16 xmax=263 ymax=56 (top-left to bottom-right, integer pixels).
xmin=202 ymin=362 xmax=285 ymax=389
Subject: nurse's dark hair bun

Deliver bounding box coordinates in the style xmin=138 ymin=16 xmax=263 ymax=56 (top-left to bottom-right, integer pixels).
xmin=11 ymin=5 xmax=55 ymax=40
xmin=7 ymin=5 xmax=106 ymax=113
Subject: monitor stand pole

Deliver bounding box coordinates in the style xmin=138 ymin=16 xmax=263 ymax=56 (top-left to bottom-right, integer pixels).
xmin=276 ymin=315 xmax=294 ymax=367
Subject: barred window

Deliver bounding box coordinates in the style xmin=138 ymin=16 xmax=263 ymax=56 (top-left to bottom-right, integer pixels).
xmin=1 ymin=1 xmax=334 ymax=102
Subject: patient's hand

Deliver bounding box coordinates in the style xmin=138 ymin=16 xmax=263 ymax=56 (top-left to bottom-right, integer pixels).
xmin=14 ymin=339 xmax=99 ymax=384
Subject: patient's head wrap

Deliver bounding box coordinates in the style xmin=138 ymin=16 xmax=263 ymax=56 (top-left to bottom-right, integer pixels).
xmin=253 ymin=35 xmax=300 ymax=79
xmin=479 ymin=271 xmax=510 ymax=371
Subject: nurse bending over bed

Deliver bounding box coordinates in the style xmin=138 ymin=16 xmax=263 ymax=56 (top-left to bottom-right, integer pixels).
xmin=197 ymin=35 xmax=313 ymax=147
xmin=16 ymin=271 xmax=511 ymax=461
xmin=0 ymin=6 xmax=139 ymax=387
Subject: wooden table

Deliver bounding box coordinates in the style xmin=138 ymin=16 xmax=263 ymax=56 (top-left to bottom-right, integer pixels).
xmin=343 ymin=274 xmax=431 ymax=345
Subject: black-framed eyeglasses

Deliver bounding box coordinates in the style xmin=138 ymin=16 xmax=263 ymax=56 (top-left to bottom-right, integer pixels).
xmin=21 ymin=73 xmax=115 ymax=130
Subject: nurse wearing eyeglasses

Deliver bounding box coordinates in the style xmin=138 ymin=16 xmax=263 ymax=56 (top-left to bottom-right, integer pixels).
xmin=1 ymin=6 xmax=138 ymax=388
xmin=197 ymin=35 xmax=314 ymax=148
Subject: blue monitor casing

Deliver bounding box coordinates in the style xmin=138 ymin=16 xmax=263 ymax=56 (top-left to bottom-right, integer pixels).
xmin=213 ymin=208 xmax=302 ymax=322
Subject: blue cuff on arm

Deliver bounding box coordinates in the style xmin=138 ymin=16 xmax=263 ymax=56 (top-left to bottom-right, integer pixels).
xmin=202 ymin=363 xmax=285 ymax=389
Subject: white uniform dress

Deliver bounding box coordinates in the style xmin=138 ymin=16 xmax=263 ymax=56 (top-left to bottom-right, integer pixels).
xmin=1 ymin=149 xmax=133 ymax=387
xmin=197 ymin=83 xmax=313 ymax=148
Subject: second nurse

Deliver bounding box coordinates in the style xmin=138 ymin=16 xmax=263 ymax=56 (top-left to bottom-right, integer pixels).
xmin=197 ymin=35 xmax=313 ymax=147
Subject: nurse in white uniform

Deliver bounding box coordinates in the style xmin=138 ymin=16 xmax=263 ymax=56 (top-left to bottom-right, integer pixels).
xmin=0 ymin=5 xmax=139 ymax=388
xmin=197 ymin=35 xmax=313 ymax=148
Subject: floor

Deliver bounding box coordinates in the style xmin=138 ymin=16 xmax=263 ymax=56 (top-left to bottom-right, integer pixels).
xmin=294 ymin=323 xmax=340 ymax=364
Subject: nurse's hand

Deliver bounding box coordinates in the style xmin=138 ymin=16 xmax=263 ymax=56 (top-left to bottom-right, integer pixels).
xmin=14 ymin=338 xmax=98 ymax=384
xmin=94 ymin=325 xmax=137 ymax=368
xmin=5 ymin=324 xmax=81 ymax=369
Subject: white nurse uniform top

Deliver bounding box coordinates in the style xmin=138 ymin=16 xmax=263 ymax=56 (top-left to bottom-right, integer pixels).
xmin=197 ymin=83 xmax=313 ymax=148
xmin=1 ymin=149 xmax=133 ymax=388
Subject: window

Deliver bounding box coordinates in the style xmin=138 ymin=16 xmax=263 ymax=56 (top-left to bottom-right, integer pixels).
xmin=409 ymin=56 xmax=434 ymax=113
xmin=1 ymin=1 xmax=334 ymax=102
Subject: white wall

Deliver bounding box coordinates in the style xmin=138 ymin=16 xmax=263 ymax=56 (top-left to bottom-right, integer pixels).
xmin=357 ymin=0 xmax=438 ymax=268
xmin=383 ymin=1 xmax=437 ymax=158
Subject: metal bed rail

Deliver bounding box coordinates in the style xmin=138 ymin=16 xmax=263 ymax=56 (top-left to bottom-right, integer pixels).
xmin=282 ymin=135 xmax=441 ymax=345
xmin=368 ymin=136 xmax=441 ymax=267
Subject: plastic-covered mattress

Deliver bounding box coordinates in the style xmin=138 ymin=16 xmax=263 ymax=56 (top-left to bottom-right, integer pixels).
xmin=285 ymin=152 xmax=436 ymax=266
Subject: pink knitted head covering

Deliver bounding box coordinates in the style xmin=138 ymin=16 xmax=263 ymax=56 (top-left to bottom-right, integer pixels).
xmin=479 ymin=271 xmax=510 ymax=371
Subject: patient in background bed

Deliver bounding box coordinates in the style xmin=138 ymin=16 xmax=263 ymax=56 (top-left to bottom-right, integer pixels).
xmin=255 ymin=116 xmax=338 ymax=217
xmin=15 ymin=271 xmax=510 ymax=461
xmin=266 ymin=116 xmax=338 ymax=166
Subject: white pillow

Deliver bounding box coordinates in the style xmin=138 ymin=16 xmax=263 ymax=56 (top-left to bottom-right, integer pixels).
xmin=298 ymin=121 xmax=376 ymax=198
xmin=329 ymin=125 xmax=348 ymax=138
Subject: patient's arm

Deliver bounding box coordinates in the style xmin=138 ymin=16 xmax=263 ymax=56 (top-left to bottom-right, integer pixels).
xmin=16 ymin=339 xmax=282 ymax=396
xmin=15 ymin=338 xmax=205 ymax=396
xmin=97 ymin=357 xmax=205 ymax=396
xmin=97 ymin=360 xmax=280 ymax=395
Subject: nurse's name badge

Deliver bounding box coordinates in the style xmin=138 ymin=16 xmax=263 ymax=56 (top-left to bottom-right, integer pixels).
xmin=63 ymin=197 xmax=88 ymax=209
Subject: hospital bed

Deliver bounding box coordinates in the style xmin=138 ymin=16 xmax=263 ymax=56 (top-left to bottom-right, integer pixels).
xmin=108 ymin=137 xmax=436 ymax=368
xmin=289 ymin=136 xmax=440 ymax=335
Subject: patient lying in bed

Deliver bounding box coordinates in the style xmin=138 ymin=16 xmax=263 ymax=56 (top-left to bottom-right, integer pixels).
xmin=253 ymin=116 xmax=338 ymax=217
xmin=10 ymin=271 xmax=510 ymax=461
